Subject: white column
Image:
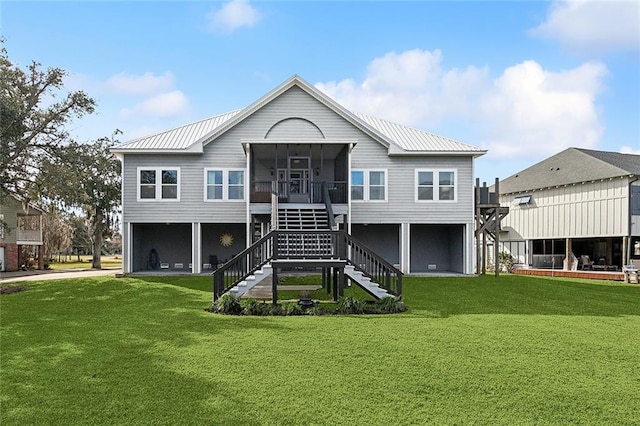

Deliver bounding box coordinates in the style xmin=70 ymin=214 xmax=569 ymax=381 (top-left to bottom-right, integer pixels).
xmin=466 ymin=222 xmax=474 ymax=274
xmin=192 ymin=222 xmax=201 ymax=274
xmin=401 ymin=223 xmax=411 ymax=274
xmin=124 ymin=222 xmax=132 ymax=273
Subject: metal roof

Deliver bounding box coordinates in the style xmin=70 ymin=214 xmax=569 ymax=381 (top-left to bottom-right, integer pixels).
xmin=500 ymin=147 xmax=640 ymax=194
xmin=113 ymin=110 xmax=243 ymax=151
xmin=112 ymin=76 xmax=485 ymax=156
xmin=353 ymin=112 xmax=485 ymax=154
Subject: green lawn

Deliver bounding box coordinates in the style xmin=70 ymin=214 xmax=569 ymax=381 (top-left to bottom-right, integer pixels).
xmin=1 ymin=274 xmax=639 ymax=425
xmin=48 ymin=255 xmax=122 ymax=270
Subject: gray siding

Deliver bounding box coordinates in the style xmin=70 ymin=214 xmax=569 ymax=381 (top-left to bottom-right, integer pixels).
xmin=122 ymin=86 xmax=476 ymax=229
xmin=351 ymin=153 xmax=474 ymax=224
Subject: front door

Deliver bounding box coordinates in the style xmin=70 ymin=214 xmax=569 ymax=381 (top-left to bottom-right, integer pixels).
xmin=288 ymin=157 xmax=310 ymax=203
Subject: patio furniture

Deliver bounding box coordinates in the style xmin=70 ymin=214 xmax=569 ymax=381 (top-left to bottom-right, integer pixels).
xmin=581 ymin=255 xmax=594 ymax=270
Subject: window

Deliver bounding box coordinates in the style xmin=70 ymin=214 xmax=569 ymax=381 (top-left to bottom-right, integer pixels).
xmin=351 ymin=170 xmax=387 ymax=202
xmin=415 ymin=169 xmax=457 ymax=202
xmin=513 ymin=195 xmax=532 ymax=205
xmin=138 ymin=168 xmax=180 ymax=201
xmin=632 ymin=185 xmax=640 ymax=216
xmin=205 ymin=169 xmax=245 ymax=201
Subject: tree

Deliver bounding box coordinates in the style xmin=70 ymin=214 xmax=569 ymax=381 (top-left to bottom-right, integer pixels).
xmin=42 ymin=207 xmax=72 ymax=265
xmin=0 ymin=42 xmax=96 ymax=198
xmin=39 ymin=136 xmax=121 ymax=269
xmin=68 ymin=213 xmax=93 ymax=260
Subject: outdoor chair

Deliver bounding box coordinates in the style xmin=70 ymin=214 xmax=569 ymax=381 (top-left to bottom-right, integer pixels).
xmin=581 ymin=255 xmax=594 ymax=270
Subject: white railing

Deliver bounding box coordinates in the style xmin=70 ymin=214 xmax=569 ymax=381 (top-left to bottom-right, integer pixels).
xmin=17 ymin=229 xmax=43 ymax=244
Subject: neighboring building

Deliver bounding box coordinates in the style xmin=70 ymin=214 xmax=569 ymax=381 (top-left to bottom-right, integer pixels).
xmin=112 ymin=75 xmax=486 ymax=277
xmin=0 ymin=190 xmax=44 ymax=272
xmin=498 ymin=148 xmax=640 ymax=270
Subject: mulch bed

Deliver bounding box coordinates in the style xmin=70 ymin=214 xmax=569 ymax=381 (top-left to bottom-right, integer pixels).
xmin=0 ymin=285 xmax=28 ymax=295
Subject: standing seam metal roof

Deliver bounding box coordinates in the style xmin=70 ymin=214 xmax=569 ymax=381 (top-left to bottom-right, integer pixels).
xmin=112 ymin=78 xmax=484 ymax=154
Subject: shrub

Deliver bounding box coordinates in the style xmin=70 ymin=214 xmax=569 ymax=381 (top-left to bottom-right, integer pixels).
xmin=337 ymin=296 xmax=364 ymax=314
xmin=241 ymin=298 xmax=270 ymax=316
xmin=498 ymin=252 xmax=515 ymax=273
xmin=281 ymin=301 xmax=304 ymax=316
xmin=216 ymin=293 xmax=242 ymax=315
xmin=375 ymin=296 xmax=406 ymax=314
xmin=306 ymin=305 xmax=326 ymax=316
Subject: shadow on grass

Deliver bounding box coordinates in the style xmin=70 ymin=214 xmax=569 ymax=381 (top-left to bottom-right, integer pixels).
xmin=404 ymin=274 xmax=640 ymax=318
xmin=1 ymin=276 xmax=291 ymax=423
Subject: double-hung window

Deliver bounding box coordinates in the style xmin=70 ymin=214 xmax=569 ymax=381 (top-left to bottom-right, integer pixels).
xmin=138 ymin=168 xmax=180 ymax=201
xmin=415 ymin=169 xmax=457 ymax=202
xmin=205 ymin=169 xmax=245 ymax=201
xmin=351 ymin=170 xmax=387 ymax=202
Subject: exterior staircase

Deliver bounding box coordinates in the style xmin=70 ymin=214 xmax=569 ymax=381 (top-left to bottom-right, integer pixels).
xmin=278 ymin=207 xmax=330 ymax=230
xmin=344 ymin=265 xmax=393 ymax=299
xmin=227 ymin=264 xmax=273 ymax=298
xmin=213 ymin=203 xmax=402 ymax=305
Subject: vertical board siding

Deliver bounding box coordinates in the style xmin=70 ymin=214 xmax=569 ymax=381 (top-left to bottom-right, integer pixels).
xmin=501 ymin=179 xmax=630 ymax=239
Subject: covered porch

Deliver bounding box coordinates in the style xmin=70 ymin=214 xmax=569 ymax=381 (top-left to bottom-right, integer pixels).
xmin=248 ymin=142 xmax=349 ymax=206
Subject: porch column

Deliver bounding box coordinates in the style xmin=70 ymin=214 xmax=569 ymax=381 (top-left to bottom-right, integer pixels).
xmin=565 ymin=238 xmax=572 ymax=270
xmin=123 ymin=222 xmax=131 ymax=274
xmin=192 ymin=222 xmax=201 ymax=274
xmin=37 ymin=244 xmax=44 ymax=270
xmin=401 ymin=223 xmax=410 ymax=274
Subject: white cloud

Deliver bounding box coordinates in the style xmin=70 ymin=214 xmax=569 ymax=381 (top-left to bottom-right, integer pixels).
xmin=105 ymin=71 xmax=175 ymax=95
xmin=121 ymin=90 xmax=189 ymax=117
xmin=478 ymin=60 xmax=607 ymax=158
xmin=315 ymin=49 xmax=608 ymax=160
xmin=529 ymin=0 xmax=640 ymax=53
xmin=620 ymin=145 xmax=640 ymax=155
xmin=207 ymin=0 xmax=260 ymax=34
xmin=316 ymin=49 xmax=488 ymax=127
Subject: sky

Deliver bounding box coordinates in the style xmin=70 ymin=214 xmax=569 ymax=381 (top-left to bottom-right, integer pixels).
xmin=3 ymin=0 xmax=639 ymax=184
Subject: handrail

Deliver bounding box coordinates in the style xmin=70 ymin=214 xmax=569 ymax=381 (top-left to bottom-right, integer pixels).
xmin=321 ymin=182 xmax=337 ymax=230
xmin=340 ymin=232 xmax=402 ymax=297
xmin=213 ymin=232 xmax=275 ymax=304
xmin=213 ymin=229 xmax=402 ymax=303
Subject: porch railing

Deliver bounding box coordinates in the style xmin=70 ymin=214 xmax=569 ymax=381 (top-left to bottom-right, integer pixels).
xmin=250 ymin=180 xmax=347 ymax=204
xmin=213 ymin=230 xmax=402 ymax=303
xmin=17 ymin=229 xmax=43 ymax=244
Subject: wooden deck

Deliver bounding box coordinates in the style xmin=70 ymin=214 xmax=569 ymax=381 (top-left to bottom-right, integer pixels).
xmin=513 ymin=268 xmax=624 ymax=281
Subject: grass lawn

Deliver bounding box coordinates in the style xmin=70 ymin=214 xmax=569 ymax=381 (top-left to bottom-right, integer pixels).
xmin=48 ymin=255 xmax=122 ymax=270
xmin=1 ymin=274 xmax=639 ymax=425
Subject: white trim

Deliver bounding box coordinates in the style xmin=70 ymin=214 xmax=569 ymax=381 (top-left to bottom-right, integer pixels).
xmin=350 ymin=169 xmax=388 ymax=202
xmin=204 ymin=168 xmax=246 ymax=202
xmin=414 ymin=169 xmax=458 ymax=203
xmin=136 ymin=167 xmax=181 ymax=202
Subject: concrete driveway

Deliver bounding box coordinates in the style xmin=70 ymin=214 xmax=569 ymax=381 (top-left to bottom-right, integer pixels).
xmin=0 ymin=268 xmax=120 ymax=284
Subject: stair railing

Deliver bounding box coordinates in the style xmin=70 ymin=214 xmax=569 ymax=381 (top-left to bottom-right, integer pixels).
xmin=213 ymin=229 xmax=402 ymax=304
xmin=213 ymin=232 xmax=275 ymax=304
xmin=321 ymin=182 xmax=337 ymax=230
xmin=336 ymin=232 xmax=403 ymax=297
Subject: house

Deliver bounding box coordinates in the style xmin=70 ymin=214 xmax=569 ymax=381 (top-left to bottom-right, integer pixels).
xmin=497 ymin=148 xmax=640 ymax=271
xmin=0 ymin=190 xmax=44 ymax=272
xmin=111 ymin=75 xmax=485 ymax=296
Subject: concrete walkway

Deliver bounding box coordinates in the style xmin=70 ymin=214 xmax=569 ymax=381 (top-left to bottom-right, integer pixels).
xmin=0 ymin=268 xmax=121 ymax=284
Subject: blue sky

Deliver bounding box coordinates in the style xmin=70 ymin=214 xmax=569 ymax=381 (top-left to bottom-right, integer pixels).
xmin=3 ymin=0 xmax=639 ymax=183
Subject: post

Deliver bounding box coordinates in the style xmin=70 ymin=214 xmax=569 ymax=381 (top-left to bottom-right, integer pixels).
xmin=475 ymin=178 xmax=481 ymax=275
xmin=494 ymin=178 xmax=500 ymax=278
xmin=272 ymin=267 xmax=278 ymax=305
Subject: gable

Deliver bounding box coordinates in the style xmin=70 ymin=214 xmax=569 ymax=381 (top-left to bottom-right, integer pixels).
xmin=112 ymin=75 xmax=486 ymax=157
